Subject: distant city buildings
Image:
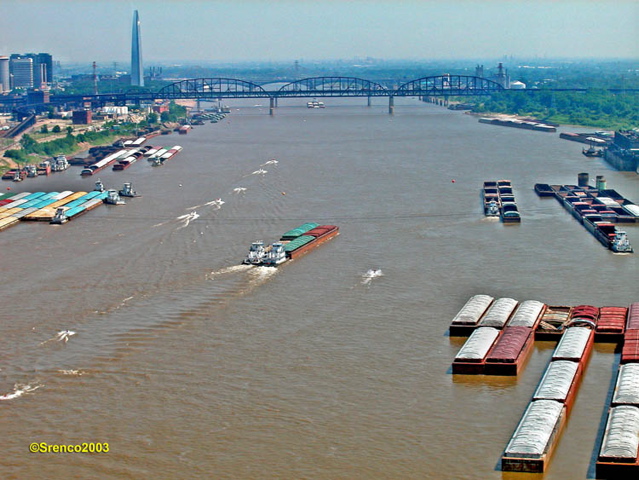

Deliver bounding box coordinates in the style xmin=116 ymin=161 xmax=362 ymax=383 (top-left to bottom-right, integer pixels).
xmin=131 ymin=10 xmax=144 ymax=87
xmin=0 ymin=56 xmax=10 ymax=93
xmin=0 ymin=52 xmax=53 ymax=92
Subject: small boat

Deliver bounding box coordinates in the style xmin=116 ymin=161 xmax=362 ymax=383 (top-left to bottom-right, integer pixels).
xmin=582 ymin=144 xmax=604 ymax=157
xmin=119 ymin=182 xmax=140 ymax=197
xmin=94 ymin=179 xmax=105 ymax=192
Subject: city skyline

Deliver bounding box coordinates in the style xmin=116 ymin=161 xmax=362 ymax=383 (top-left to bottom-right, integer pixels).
xmin=0 ymin=1 xmax=637 ymax=64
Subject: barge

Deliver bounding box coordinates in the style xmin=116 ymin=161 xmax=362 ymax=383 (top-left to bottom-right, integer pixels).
xmin=501 ymin=324 xmax=594 ymax=473
xmin=448 ymin=294 xmax=494 ymax=336
xmin=596 ymin=406 xmax=639 ymax=478
xmin=501 ymin=400 xmax=566 ymax=473
xmin=481 ymin=180 xmax=520 ymax=222
xmin=484 ymin=301 xmax=546 ymax=375
xmin=596 ymin=306 xmax=628 ymax=342
xmin=242 ymin=223 xmax=339 ymax=267
xmin=452 ymin=326 xmax=501 ymax=375
xmin=535 ymin=176 xmax=636 ymax=252
xmin=484 ymin=326 xmax=535 ymax=376
xmin=479 ymin=117 xmax=556 ymax=132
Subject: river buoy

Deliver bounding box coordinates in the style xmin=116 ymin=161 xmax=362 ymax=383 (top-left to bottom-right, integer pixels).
xmin=451 ymin=179 xmax=456 ymax=183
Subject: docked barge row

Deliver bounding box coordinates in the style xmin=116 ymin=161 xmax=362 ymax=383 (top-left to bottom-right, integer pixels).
xmin=449 ymin=295 xmax=639 ymax=475
xmin=243 ymin=223 xmax=339 ymax=267
xmin=535 ymin=175 xmax=636 ymax=253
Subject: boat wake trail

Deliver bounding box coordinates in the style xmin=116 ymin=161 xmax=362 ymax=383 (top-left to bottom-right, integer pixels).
xmin=40 ymin=330 xmax=77 ymax=345
xmin=207 ymin=264 xmax=253 ymax=278
xmin=233 ymin=187 xmax=247 ymax=194
xmin=261 ymin=159 xmax=278 ymax=166
xmin=251 ymin=169 xmax=267 ymax=175
xmin=361 ymin=269 xmax=383 ymax=286
xmin=0 ymin=383 xmax=41 ymax=401
xmin=187 ymin=198 xmax=225 ymax=210
xmin=247 ymin=266 xmax=278 ymax=286
xmin=176 ymin=211 xmax=200 ymax=229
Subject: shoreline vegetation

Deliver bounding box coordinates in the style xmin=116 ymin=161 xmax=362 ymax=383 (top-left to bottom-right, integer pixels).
xmin=470 ymin=90 xmax=639 ymax=131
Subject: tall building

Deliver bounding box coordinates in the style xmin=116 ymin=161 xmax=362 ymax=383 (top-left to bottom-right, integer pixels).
xmin=33 ymin=53 xmax=53 ymax=87
xmin=131 ymin=10 xmax=144 ymax=87
xmin=0 ymin=56 xmax=10 ymax=93
xmin=10 ymin=57 xmax=33 ymax=89
xmin=9 ymin=53 xmax=53 ymax=89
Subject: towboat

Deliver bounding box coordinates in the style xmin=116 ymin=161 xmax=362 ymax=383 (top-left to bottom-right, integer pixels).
xmin=94 ymin=180 xmax=105 ymax=192
xmin=103 ymin=189 xmax=125 ymax=205
xmin=262 ymin=242 xmax=287 ymax=266
xmin=243 ymin=241 xmax=266 ymax=265
xmin=611 ymin=230 xmax=633 ymax=253
xmin=119 ymin=182 xmax=140 ymax=197
xmin=50 ymin=207 xmax=69 ymax=224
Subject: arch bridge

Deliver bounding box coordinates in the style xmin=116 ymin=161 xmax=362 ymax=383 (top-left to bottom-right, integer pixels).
xmin=12 ymin=75 xmax=506 ymax=117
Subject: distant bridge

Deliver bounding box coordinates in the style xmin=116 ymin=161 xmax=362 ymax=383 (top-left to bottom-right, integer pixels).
xmin=4 ymin=75 xmax=505 ymax=116
xmin=8 ymin=74 xmax=637 ymax=117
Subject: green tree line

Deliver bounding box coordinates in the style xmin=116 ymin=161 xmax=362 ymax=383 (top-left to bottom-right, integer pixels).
xmin=473 ymin=90 xmax=639 ymax=129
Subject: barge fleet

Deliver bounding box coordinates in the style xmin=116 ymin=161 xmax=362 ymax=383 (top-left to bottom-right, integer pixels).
xmin=242 ymin=223 xmax=339 ymax=267
xmin=450 ymin=295 xmax=639 ymax=475
xmin=535 ymin=174 xmax=636 ymax=253
xmin=482 ymin=180 xmax=521 ymax=222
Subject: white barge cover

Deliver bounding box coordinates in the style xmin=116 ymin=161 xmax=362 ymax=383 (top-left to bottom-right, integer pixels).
xmin=613 ymin=363 xmax=639 ymax=406
xmin=597 ymin=197 xmax=620 ymax=208
xmin=504 ymin=400 xmax=564 ymax=458
xmin=455 ymin=327 xmax=500 ymax=362
xmin=451 ymin=295 xmax=494 ymax=325
xmin=509 ymin=300 xmax=545 ymax=328
xmin=623 ymin=204 xmax=639 ymax=217
xmin=478 ymin=297 xmax=519 ymax=328
xmin=551 ymin=327 xmax=592 ymax=361
xmin=533 ymin=361 xmax=579 ymax=402
xmin=599 ymin=405 xmax=639 ymax=461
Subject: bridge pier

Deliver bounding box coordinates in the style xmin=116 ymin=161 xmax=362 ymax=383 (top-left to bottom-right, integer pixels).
xmin=269 ymin=97 xmax=275 ymax=116
xmin=367 ymin=96 xmax=372 ymax=107
xmin=388 ymin=95 xmax=394 ymax=115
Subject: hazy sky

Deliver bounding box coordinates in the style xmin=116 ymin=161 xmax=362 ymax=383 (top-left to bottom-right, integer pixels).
xmin=1 ymin=0 xmax=637 ymax=64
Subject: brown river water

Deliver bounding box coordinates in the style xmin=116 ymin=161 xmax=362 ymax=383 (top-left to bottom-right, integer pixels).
xmin=0 ymin=97 xmax=637 ymax=479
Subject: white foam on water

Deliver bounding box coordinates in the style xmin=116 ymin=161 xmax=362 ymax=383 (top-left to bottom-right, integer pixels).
xmin=262 ymin=159 xmax=278 ymax=165
xmin=208 ymin=264 xmax=253 ymax=278
xmin=177 ymin=211 xmax=199 ymax=229
xmin=0 ymin=384 xmax=41 ymax=401
xmin=40 ymin=330 xmax=77 ymax=346
xmin=251 ymin=169 xmax=267 ymax=175
xmin=361 ymin=269 xmax=383 ymax=285
xmin=247 ymin=265 xmax=279 ymax=286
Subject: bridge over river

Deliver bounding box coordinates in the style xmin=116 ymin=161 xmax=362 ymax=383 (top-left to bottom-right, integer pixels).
xmin=6 ymin=74 xmax=639 ymax=117
xmin=10 ymin=75 xmax=505 ymax=116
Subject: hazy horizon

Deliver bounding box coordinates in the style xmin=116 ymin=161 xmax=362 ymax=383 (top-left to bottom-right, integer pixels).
xmin=1 ymin=0 xmax=638 ymax=64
